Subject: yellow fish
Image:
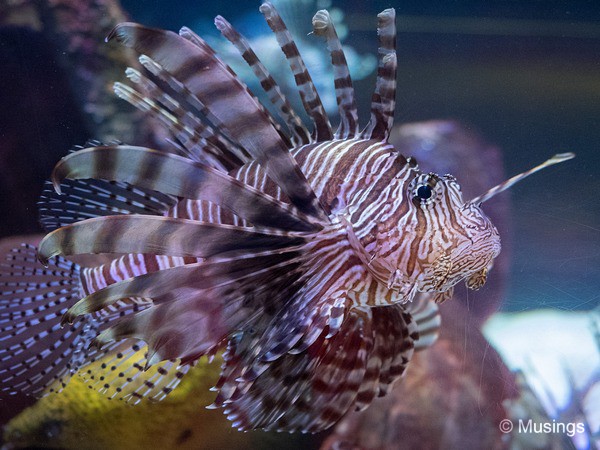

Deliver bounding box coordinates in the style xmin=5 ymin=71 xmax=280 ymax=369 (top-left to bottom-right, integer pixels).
xmin=3 ymin=349 xmax=299 ymax=449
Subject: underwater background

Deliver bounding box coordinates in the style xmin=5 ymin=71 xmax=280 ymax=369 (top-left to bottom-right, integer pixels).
xmin=0 ymin=0 xmax=598 ymax=448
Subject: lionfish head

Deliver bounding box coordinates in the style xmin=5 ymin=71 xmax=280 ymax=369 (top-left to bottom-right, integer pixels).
xmin=359 ymin=150 xmax=573 ymax=303
xmin=408 ymin=169 xmax=501 ymax=295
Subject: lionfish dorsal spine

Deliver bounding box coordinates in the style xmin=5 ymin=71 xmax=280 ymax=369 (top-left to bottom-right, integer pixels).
xmin=135 ymin=52 xmax=253 ymax=166
xmin=178 ymin=25 xmax=294 ymax=150
xmin=123 ymin=61 xmax=249 ymax=171
xmin=108 ymin=21 xmax=330 ymax=222
xmin=114 ymin=75 xmax=231 ymax=171
xmin=259 ymin=2 xmax=333 ymax=142
xmin=214 ymin=15 xmax=312 ymax=147
xmin=312 ymin=9 xmax=360 ymax=140
xmin=361 ymin=8 xmax=397 ymax=141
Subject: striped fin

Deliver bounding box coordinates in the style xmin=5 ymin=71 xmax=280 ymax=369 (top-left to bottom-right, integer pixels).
xmin=312 ymin=9 xmax=359 ymax=139
xmin=406 ymin=293 xmax=441 ymax=351
xmin=114 ymin=74 xmax=237 ymax=171
xmin=0 ymin=245 xmax=92 ymax=396
xmin=354 ymin=306 xmax=417 ymax=411
xmin=87 ymin=256 xmax=304 ymax=364
xmin=79 ymin=254 xmax=198 ymax=298
xmin=39 ymin=178 xmax=176 ymax=232
xmin=0 ymin=245 xmax=160 ymax=398
xmin=250 ymin=289 xmax=348 ymax=367
xmin=177 ymin=25 xmax=293 ymax=150
xmin=214 ymin=15 xmax=311 ymax=146
xmin=214 ymin=306 xmax=416 ymax=432
xmin=50 ymin=145 xmax=321 ymax=231
xmin=260 ymin=2 xmax=333 ymax=142
xmin=37 ymin=215 xmax=305 ymax=265
xmin=361 ymin=9 xmax=397 ymax=141
xmin=64 ymin=249 xmax=302 ymax=320
xmin=107 ymin=22 xmax=329 ymax=222
xmin=135 ymin=54 xmax=253 ymax=165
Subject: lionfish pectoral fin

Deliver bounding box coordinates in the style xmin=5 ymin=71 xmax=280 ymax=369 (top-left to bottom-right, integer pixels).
xmin=63 ymin=248 xmax=302 ymax=319
xmin=51 ymin=145 xmax=320 ymax=231
xmin=65 ymin=249 xmax=303 ymax=364
xmin=0 ymin=245 xmax=83 ymax=396
xmin=0 ymin=245 xmax=125 ymax=397
xmin=406 ymin=293 xmax=442 ymax=351
xmin=252 ymin=290 xmax=350 ymax=366
xmin=39 ymin=177 xmax=176 ymax=232
xmin=215 ymin=306 xmax=417 ymax=432
xmin=36 ymin=214 xmax=304 ymax=265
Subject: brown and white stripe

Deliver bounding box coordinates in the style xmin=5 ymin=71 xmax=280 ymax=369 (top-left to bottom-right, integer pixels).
xmin=0 ymin=1 xmax=573 ymax=435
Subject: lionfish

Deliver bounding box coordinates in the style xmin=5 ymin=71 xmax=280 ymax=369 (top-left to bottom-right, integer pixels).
xmin=0 ymin=3 xmax=573 ymax=433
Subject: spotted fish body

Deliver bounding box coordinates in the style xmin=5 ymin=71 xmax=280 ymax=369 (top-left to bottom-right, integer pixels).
xmin=0 ymin=2 xmax=573 ymax=433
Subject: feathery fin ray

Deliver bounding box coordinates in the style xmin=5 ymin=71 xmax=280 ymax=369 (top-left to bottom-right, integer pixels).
xmin=37 ymin=215 xmax=304 ymax=265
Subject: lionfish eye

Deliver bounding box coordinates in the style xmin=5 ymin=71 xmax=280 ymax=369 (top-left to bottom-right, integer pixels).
xmin=410 ymin=173 xmax=438 ymax=205
xmin=416 ymin=185 xmax=432 ymax=200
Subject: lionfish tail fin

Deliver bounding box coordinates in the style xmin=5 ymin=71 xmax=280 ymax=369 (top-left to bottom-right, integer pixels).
xmin=0 ymin=245 xmax=91 ymax=396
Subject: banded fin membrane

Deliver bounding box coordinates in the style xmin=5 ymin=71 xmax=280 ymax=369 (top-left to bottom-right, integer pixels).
xmin=212 ymin=305 xmax=418 ymax=432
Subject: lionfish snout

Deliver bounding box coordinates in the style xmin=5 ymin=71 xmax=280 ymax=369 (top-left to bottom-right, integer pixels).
xmin=453 ymin=204 xmax=501 ymax=288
